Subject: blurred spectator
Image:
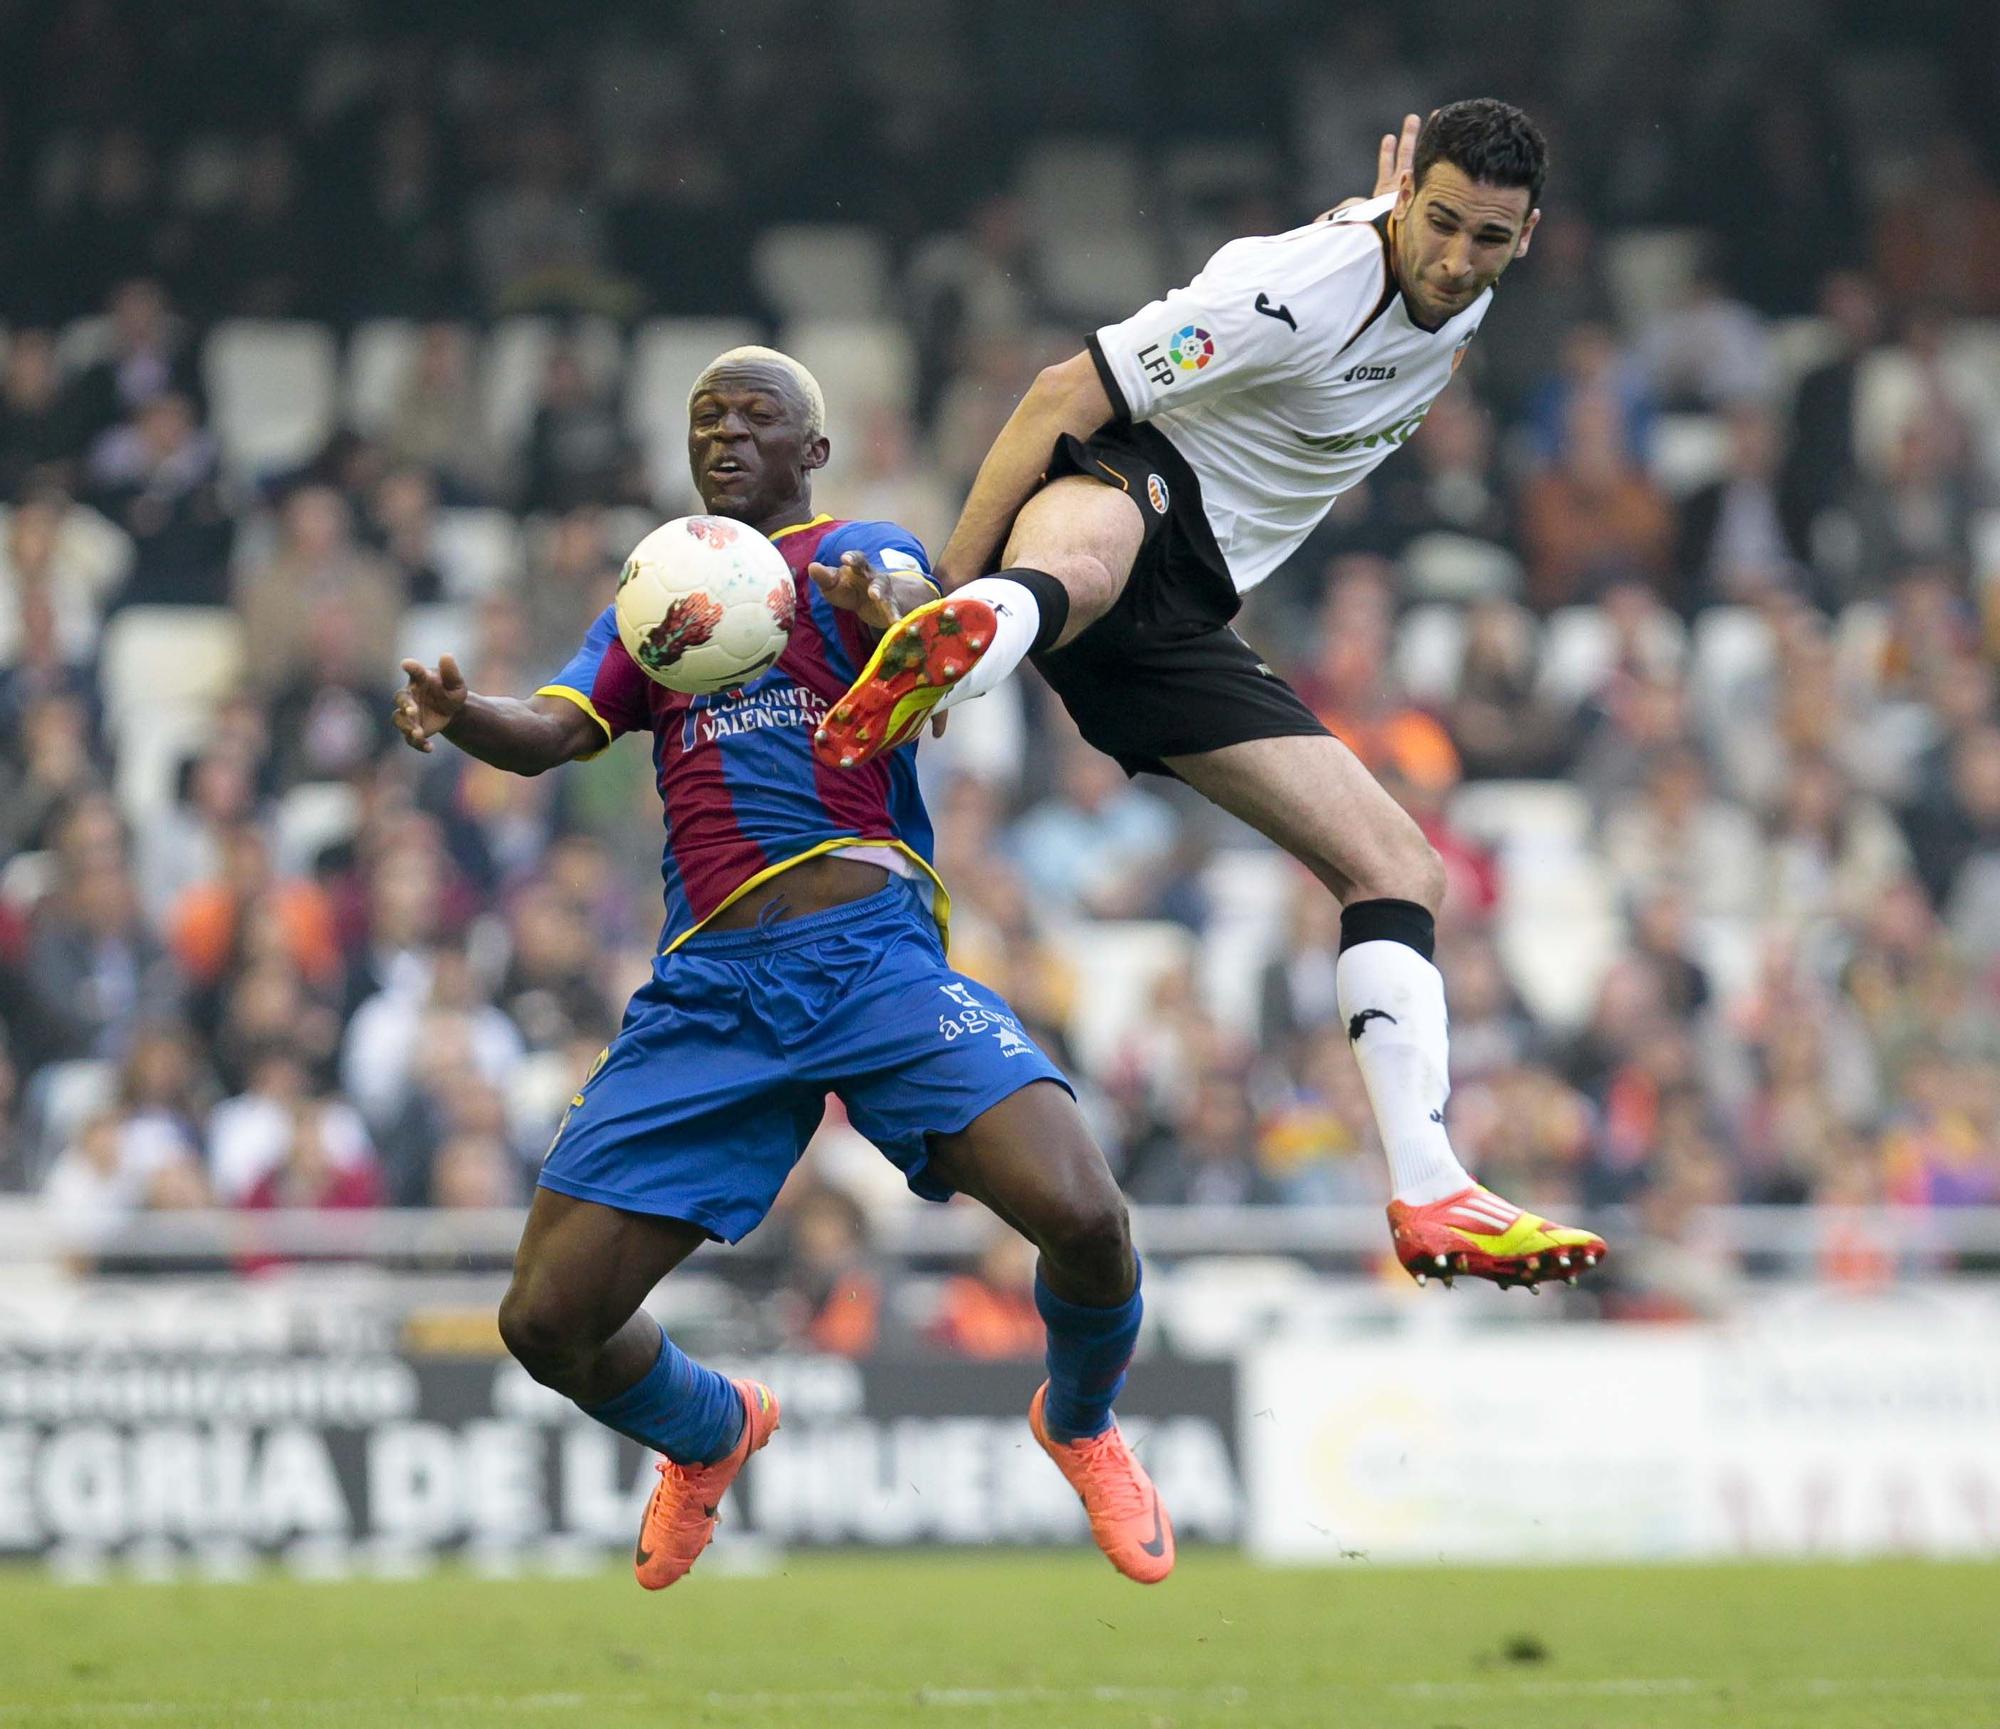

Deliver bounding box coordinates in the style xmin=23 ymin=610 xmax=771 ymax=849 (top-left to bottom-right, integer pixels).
xmin=1635 ymin=265 xmax=1775 ymax=409
xmin=0 ymin=694 xmax=102 ymax=856
xmin=1779 ymin=270 xmax=1882 ymax=543
xmin=365 ymin=467 xmax=448 ymax=605
xmin=430 ymin=1129 xmax=521 ymax=1209
xmin=342 ymin=108 xmax=470 ymax=319
xmin=519 ymin=346 xmax=641 ymax=512
xmin=87 ymin=392 xmax=231 ymax=607
xmin=234 ymin=485 xmax=402 ymax=688
xmin=27 ymin=817 xmax=179 ymax=1057
xmin=1257 ymin=870 xmax=1343 ymax=1051
xmin=239 ymin=1098 xmax=383 ymax=1211
xmin=926 ymin=1223 xmax=1043 ymax=1358
xmin=66 ymin=279 xmax=203 ymax=450
xmin=1675 ymin=403 xmax=1812 ymax=610
xmin=1127 ymin=1073 xmax=1280 ymax=1206
xmin=0 ymin=488 xmax=127 ymax=666
xmin=1516 ymin=391 xmax=1676 ymax=609
xmin=521 ymin=506 xmax=613 ymax=674
xmin=208 ymin=1045 xmax=373 ymax=1203
xmin=1899 ymin=724 xmax=2000 ymax=910
xmin=1872 ymin=133 xmax=2000 ymax=317
xmin=0 ymin=331 xmax=79 ymax=495
xmin=168 ymin=819 xmax=341 ymax=992
xmin=1602 ymin=745 xmax=1766 ymax=921
xmin=41 ymin=1107 xmax=206 ymax=1266
xmin=340 ymin=941 xmax=524 ymax=1131
xmin=383 ymin=324 xmax=491 ymax=496
xmin=467 ymin=117 xmax=628 ymax=317
xmin=1442 ymin=599 xmax=1570 ymax=778
xmin=776 ymin=1183 xmax=884 ymax=1358
xmin=189 ymin=135 xmax=315 ymax=319
xmin=1008 ymin=732 xmax=1176 ymax=920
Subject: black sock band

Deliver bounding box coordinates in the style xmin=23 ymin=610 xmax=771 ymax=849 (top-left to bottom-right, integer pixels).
xmin=993 ymin=566 xmax=1071 ymax=655
xmin=1338 ymin=897 xmax=1436 ymax=961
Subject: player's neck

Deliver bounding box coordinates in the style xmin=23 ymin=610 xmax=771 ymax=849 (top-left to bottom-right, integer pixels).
xmin=753 ymin=490 xmax=818 ymax=537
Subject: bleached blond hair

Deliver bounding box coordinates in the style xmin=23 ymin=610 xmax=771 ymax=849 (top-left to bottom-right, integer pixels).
xmin=687 ymin=345 xmax=826 ymax=441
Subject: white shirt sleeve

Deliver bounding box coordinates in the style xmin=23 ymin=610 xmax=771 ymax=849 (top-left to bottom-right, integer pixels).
xmin=1092 ymin=213 xmax=1388 ymax=421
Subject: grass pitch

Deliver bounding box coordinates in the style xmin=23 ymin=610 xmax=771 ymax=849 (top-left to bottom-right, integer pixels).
xmin=2 ymin=1552 xmax=1996 ymax=1728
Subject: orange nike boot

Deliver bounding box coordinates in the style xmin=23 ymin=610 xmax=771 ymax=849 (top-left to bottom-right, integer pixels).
xmin=1029 ymin=1382 xmax=1175 ymax=1585
xmin=632 ymin=1379 xmax=779 ymax=1590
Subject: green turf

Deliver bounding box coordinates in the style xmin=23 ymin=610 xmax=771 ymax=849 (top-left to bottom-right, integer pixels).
xmin=1 ymin=1552 xmax=1996 ymax=1728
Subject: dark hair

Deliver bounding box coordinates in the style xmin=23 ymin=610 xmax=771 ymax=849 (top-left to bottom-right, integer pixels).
xmin=1414 ymin=99 xmax=1547 ymax=209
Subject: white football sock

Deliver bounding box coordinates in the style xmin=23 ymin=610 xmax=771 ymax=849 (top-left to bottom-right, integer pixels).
xmin=933 ymin=576 xmax=1041 ymax=713
xmin=1337 ymin=939 xmax=1474 ymax=1206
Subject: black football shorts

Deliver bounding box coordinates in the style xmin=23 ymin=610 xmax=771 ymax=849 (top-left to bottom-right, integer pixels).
xmin=1031 ymin=419 xmax=1330 ymax=779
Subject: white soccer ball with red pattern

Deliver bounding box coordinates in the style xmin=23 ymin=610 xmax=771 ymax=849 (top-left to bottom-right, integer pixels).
xmin=613 ymin=515 xmax=796 ymax=695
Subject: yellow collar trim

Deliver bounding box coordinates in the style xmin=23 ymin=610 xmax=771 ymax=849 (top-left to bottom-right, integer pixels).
xmin=768 ymin=514 xmax=834 ymax=541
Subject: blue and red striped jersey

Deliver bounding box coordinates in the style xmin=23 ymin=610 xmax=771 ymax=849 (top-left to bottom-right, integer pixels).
xmin=537 ymin=515 xmax=948 ymax=952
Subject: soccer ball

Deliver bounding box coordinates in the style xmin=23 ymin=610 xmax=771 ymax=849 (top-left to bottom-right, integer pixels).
xmin=613 ymin=515 xmax=797 ymax=695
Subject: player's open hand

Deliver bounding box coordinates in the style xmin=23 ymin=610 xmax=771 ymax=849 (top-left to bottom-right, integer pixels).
xmin=1374 ymin=112 xmax=1421 ymax=196
xmin=808 ymin=551 xmax=905 ymax=634
xmin=394 ymin=654 xmax=467 ymax=753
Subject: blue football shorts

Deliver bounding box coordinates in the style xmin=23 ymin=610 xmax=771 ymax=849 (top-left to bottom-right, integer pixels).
xmin=537 ymin=878 xmax=1072 ymax=1241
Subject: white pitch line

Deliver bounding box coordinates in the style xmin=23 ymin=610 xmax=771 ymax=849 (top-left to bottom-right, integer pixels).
xmin=9 ymin=1675 xmax=1999 ymax=1721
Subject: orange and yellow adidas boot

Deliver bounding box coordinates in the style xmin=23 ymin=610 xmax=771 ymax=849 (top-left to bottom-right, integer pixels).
xmin=1387 ymin=1185 xmax=1606 ymax=1291
xmin=1029 ymin=1382 xmax=1175 ymax=1585
xmin=812 ymin=595 xmax=997 ymax=770
xmin=632 ymin=1379 xmax=779 ymax=1591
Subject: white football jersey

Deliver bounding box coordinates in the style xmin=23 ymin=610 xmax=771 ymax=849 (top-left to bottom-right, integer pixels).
xmin=1092 ymin=194 xmax=1489 ymax=593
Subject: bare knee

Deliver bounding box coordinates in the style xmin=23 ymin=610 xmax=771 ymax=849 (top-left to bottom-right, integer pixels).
xmin=1037 ymin=1187 xmax=1135 ymax=1304
xmin=1341 ymin=819 xmax=1447 ymax=918
xmin=498 ymin=1279 xmax=592 ymax=1387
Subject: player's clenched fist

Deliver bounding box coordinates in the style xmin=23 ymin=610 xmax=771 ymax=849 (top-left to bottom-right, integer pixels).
xmin=393 ymin=654 xmax=467 ymax=753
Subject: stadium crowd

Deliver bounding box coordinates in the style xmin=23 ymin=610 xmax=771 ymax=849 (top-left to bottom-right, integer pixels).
xmin=1 ymin=1 xmax=1998 ymax=1311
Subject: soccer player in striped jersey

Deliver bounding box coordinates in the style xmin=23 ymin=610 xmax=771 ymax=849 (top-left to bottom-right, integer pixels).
xmin=393 ymin=348 xmax=1175 ymax=1589
xmin=818 ymin=104 xmax=1607 ymax=1290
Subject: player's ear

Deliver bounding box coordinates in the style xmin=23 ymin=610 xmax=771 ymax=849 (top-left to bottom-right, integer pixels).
xmin=1515 ymin=208 xmax=1541 ymax=259
xmin=1393 ymin=170 xmax=1416 ymax=219
xmin=803 ymin=435 xmax=830 ymax=473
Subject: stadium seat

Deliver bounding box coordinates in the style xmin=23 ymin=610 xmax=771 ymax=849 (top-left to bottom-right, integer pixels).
xmin=1976 ymin=508 xmax=2000 ymax=582
xmin=481 ymin=315 xmax=626 ymax=454
xmin=203 ymin=320 xmax=340 ymax=478
xmin=1038 ymin=232 xmax=1166 ymax=324
xmin=1536 ymin=604 xmax=1687 ymax=708
xmin=396 ymin=603 xmax=474 ymax=671
xmin=752 ymin=226 xmax=891 ymax=321
xmin=114 ymin=701 xmax=212 ymax=819
xmin=1600 ymin=228 xmax=1702 ymax=331
xmin=23 ymin=1058 xmax=117 ymax=1176
xmin=54 ymin=315 xmax=114 ymax=374
xmin=1448 ymin=779 xmax=1593 ymax=852
xmin=169 ymin=135 xmax=244 ymax=213
xmin=1018 ymin=139 xmax=1143 ymax=237
xmin=1198 ymin=848 xmax=1292 ymax=1036
xmin=1399 ymin=532 xmax=1523 ymax=603
xmin=430 ymin=508 xmax=524 ymax=599
xmin=1767 ymin=316 xmax=1841 ymax=401
xmin=0 ymin=849 xmax=54 ymax=913
xmin=1688 ymin=606 xmax=1774 ymax=732
xmin=1393 ymin=603 xmax=1470 ymax=703
xmin=98 ymin=607 xmax=245 ymax=735
xmin=343 ymin=319 xmax=423 ymax=437
xmin=274 ymin=782 xmax=361 ymax=877
xmin=1055 ymin=919 xmax=1196 ymax=1077
xmin=1649 ymin=413 xmax=1732 ymax=496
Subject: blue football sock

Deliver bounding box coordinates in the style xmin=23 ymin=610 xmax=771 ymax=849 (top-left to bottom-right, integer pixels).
xmin=1035 ymin=1262 xmax=1143 ymax=1442
xmin=583 ymin=1326 xmax=745 ymax=1466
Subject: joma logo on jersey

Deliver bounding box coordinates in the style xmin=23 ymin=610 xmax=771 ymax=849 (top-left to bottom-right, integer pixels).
xmin=1340 ymin=363 xmax=1397 ymax=383
xmin=1297 ymin=398 xmax=1437 ymax=455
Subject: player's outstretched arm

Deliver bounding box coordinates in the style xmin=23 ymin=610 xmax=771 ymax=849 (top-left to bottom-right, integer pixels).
xmin=393 ymin=655 xmax=601 ymax=775
xmin=934 ymin=350 xmax=1113 ymax=590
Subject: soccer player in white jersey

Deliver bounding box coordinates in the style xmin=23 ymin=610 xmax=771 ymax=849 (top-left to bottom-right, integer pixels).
xmin=818 ymin=101 xmax=1605 ymax=1290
